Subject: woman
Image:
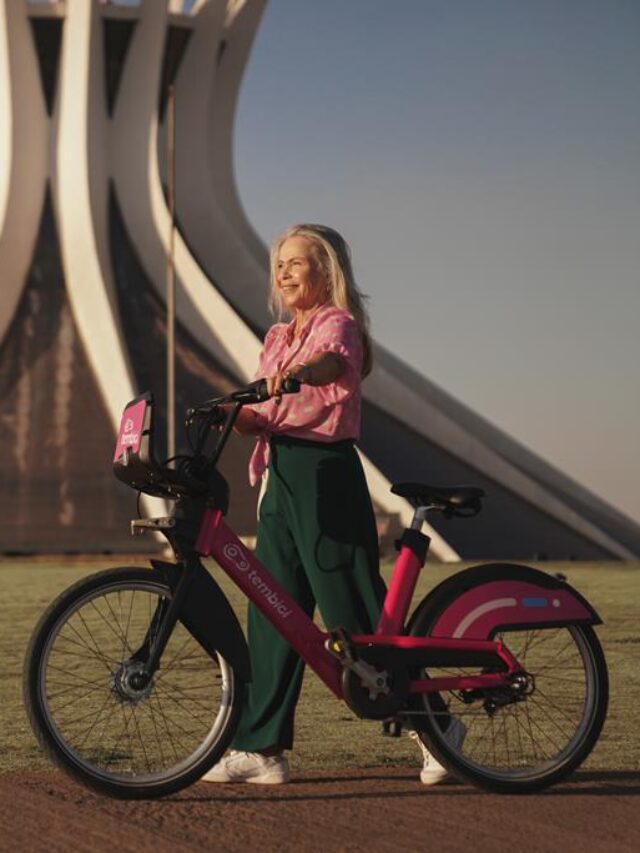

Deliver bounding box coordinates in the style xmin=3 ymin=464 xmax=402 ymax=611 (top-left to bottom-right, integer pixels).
xmin=202 ymin=224 xmax=454 ymax=785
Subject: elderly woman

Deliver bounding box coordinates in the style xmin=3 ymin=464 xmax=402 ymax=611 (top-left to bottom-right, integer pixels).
xmin=203 ymin=224 xmax=452 ymax=785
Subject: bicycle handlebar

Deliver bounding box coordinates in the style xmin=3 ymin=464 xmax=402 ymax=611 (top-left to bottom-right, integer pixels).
xmin=116 ymin=378 xmax=302 ymax=502
xmin=229 ymin=376 xmax=301 ymax=404
xmin=181 ymin=376 xmax=302 ymax=477
xmin=188 ymin=376 xmax=301 ymax=419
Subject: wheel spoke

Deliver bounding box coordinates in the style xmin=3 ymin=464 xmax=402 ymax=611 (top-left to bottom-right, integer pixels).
xmin=76 ymin=692 xmax=120 ymax=749
xmin=56 ymin=623 xmax=117 ymax=670
xmin=47 ymin=677 xmax=108 ymax=702
xmin=154 ymin=636 xmax=199 ymax=683
xmin=153 ymin=683 xmax=215 ymax=727
xmin=93 ymin=595 xmax=135 ymax=658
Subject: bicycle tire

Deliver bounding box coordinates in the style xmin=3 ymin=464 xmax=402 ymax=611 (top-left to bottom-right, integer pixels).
xmin=408 ymin=566 xmax=609 ymax=793
xmin=24 ymin=567 xmax=243 ymax=799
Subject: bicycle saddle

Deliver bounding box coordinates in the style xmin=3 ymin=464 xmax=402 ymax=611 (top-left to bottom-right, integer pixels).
xmin=390 ymin=482 xmax=485 ymax=514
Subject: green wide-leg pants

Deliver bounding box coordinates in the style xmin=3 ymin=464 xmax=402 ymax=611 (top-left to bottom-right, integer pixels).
xmin=231 ymin=435 xmax=386 ymax=752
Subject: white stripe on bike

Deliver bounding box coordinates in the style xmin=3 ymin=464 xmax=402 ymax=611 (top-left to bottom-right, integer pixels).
xmin=453 ymin=598 xmax=517 ymax=638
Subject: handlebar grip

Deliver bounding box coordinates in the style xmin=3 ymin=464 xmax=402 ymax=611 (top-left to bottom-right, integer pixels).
xmin=282 ymin=376 xmax=301 ymax=394
xmin=238 ymin=379 xmax=269 ymax=403
xmin=231 ymin=377 xmax=301 ymax=404
xmin=256 ymin=376 xmax=301 ymax=400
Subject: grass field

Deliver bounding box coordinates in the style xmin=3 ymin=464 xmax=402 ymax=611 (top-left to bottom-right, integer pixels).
xmin=1 ymin=558 xmax=638 ymax=776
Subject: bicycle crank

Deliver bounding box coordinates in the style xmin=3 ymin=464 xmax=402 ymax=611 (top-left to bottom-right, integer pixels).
xmin=326 ymin=629 xmax=410 ymax=720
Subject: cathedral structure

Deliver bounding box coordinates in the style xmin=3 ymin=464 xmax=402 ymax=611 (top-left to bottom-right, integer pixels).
xmin=1 ymin=0 xmax=638 ymax=559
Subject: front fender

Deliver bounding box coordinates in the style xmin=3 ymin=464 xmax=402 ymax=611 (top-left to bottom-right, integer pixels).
xmin=408 ymin=563 xmax=601 ymax=641
xmin=151 ymin=559 xmax=251 ymax=682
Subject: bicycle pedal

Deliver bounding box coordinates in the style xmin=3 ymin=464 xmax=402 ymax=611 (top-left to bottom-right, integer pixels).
xmin=130 ymin=517 xmax=175 ymax=536
xmin=326 ymin=628 xmax=357 ymax=664
xmin=381 ymin=719 xmax=402 ymax=738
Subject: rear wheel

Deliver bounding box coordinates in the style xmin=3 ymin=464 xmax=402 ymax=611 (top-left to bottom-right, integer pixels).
xmin=408 ymin=576 xmax=608 ymax=793
xmin=24 ymin=568 xmax=243 ymax=798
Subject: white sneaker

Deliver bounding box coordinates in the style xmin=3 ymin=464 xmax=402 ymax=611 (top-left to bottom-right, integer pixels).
xmin=410 ymin=717 xmax=467 ymax=785
xmin=201 ymin=750 xmax=290 ymax=785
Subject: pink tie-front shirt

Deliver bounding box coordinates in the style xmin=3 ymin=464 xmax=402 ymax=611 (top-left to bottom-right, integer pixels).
xmin=247 ymin=304 xmax=363 ymax=486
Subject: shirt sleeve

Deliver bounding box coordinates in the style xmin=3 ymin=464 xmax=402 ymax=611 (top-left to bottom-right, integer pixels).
xmin=308 ymin=311 xmax=363 ymax=404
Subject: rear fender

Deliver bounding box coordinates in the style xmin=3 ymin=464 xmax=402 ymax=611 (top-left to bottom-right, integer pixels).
xmin=151 ymin=559 xmax=251 ymax=682
xmin=409 ymin=563 xmax=601 ymax=641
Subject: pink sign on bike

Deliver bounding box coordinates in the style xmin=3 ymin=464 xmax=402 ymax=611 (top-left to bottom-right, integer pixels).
xmin=113 ymin=399 xmax=147 ymax=462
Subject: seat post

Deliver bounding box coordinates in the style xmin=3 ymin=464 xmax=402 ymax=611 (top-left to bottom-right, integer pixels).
xmin=410 ymin=506 xmax=430 ymax=531
xmin=376 ymin=516 xmax=431 ymax=635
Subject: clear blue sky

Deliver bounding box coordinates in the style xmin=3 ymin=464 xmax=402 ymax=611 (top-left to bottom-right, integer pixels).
xmin=234 ymin=0 xmax=640 ymax=523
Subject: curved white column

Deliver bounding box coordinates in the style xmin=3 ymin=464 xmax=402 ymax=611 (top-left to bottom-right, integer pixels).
xmin=170 ymin=1 xmax=635 ymax=559
xmin=55 ymin=0 xmax=135 ymax=427
xmin=111 ymin=0 xmax=261 ymax=381
xmin=2 ymin=0 xmax=633 ymax=558
xmin=169 ymin=1 xmax=457 ymax=556
xmin=212 ymin=0 xmax=270 ymax=272
xmin=0 ymin=0 xmax=49 ymax=342
xmin=55 ymin=0 xmax=166 ymax=519
xmin=170 ymin=0 xmax=270 ymax=331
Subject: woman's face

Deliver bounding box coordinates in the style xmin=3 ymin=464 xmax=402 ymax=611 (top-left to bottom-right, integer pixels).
xmin=276 ymin=236 xmax=326 ymax=313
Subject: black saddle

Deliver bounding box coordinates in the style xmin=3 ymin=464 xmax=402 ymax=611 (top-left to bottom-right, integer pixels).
xmin=391 ymin=482 xmax=485 ymax=516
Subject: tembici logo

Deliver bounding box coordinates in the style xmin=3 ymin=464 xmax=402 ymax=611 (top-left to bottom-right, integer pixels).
xmin=222 ymin=543 xmax=292 ymax=618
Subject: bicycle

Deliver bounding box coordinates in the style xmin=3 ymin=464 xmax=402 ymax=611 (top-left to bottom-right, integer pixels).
xmin=24 ymin=379 xmax=609 ymax=798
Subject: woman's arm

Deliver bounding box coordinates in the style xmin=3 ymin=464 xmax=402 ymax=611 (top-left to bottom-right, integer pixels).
xmin=291 ymin=352 xmax=345 ymax=386
xmin=214 ymin=405 xmax=263 ymax=435
xmin=226 ymin=352 xmax=346 ymax=433
xmin=268 ymin=351 xmax=345 ymax=397
xmin=233 ymin=408 xmax=264 ymax=435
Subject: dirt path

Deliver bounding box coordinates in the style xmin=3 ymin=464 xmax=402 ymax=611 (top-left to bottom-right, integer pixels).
xmin=1 ymin=768 xmax=638 ymax=852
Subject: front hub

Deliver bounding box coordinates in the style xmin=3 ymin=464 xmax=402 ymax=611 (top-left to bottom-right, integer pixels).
xmin=112 ymin=661 xmax=153 ymax=704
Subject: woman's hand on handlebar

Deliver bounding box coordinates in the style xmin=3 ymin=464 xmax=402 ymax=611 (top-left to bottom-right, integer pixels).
xmin=267 ymin=353 xmax=344 ymax=403
xmin=267 ymin=365 xmax=307 ymax=405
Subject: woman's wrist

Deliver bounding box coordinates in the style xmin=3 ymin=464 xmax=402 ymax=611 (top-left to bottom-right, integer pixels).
xmin=293 ymin=362 xmax=312 ymax=384
xmin=234 ymin=408 xmax=265 ymax=435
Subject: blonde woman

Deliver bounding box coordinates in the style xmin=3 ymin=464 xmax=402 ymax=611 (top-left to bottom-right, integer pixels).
xmin=203 ymin=225 xmax=451 ymax=784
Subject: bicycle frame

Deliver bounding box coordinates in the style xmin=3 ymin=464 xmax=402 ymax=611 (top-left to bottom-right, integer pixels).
xmin=26 ymin=386 xmax=604 ymax=799
xmin=113 ymin=390 xmax=599 ymax=707
xmin=195 ymin=507 xmax=522 ymax=699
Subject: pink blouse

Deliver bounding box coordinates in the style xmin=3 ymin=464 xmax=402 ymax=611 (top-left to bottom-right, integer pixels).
xmin=247 ymin=304 xmax=363 ymax=486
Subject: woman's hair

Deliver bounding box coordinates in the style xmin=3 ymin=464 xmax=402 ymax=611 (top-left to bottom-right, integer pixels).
xmin=269 ymin=224 xmax=373 ymax=376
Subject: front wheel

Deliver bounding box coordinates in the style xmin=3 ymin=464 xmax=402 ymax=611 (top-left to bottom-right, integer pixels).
xmin=408 ymin=572 xmax=608 ymax=793
xmin=24 ymin=567 xmax=243 ymax=799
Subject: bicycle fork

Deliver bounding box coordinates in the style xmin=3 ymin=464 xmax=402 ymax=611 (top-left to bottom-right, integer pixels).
xmin=125 ymin=555 xmax=199 ymax=688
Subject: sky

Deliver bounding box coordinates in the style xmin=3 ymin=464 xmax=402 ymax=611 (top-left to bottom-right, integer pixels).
xmin=233 ymin=0 xmax=640 ymax=524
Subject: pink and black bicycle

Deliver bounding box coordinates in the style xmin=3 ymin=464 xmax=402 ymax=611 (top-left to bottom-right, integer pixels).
xmin=24 ymin=380 xmax=608 ymax=798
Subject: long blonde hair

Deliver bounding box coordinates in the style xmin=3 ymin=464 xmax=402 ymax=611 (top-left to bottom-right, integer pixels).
xmin=269 ymin=224 xmax=373 ymax=376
